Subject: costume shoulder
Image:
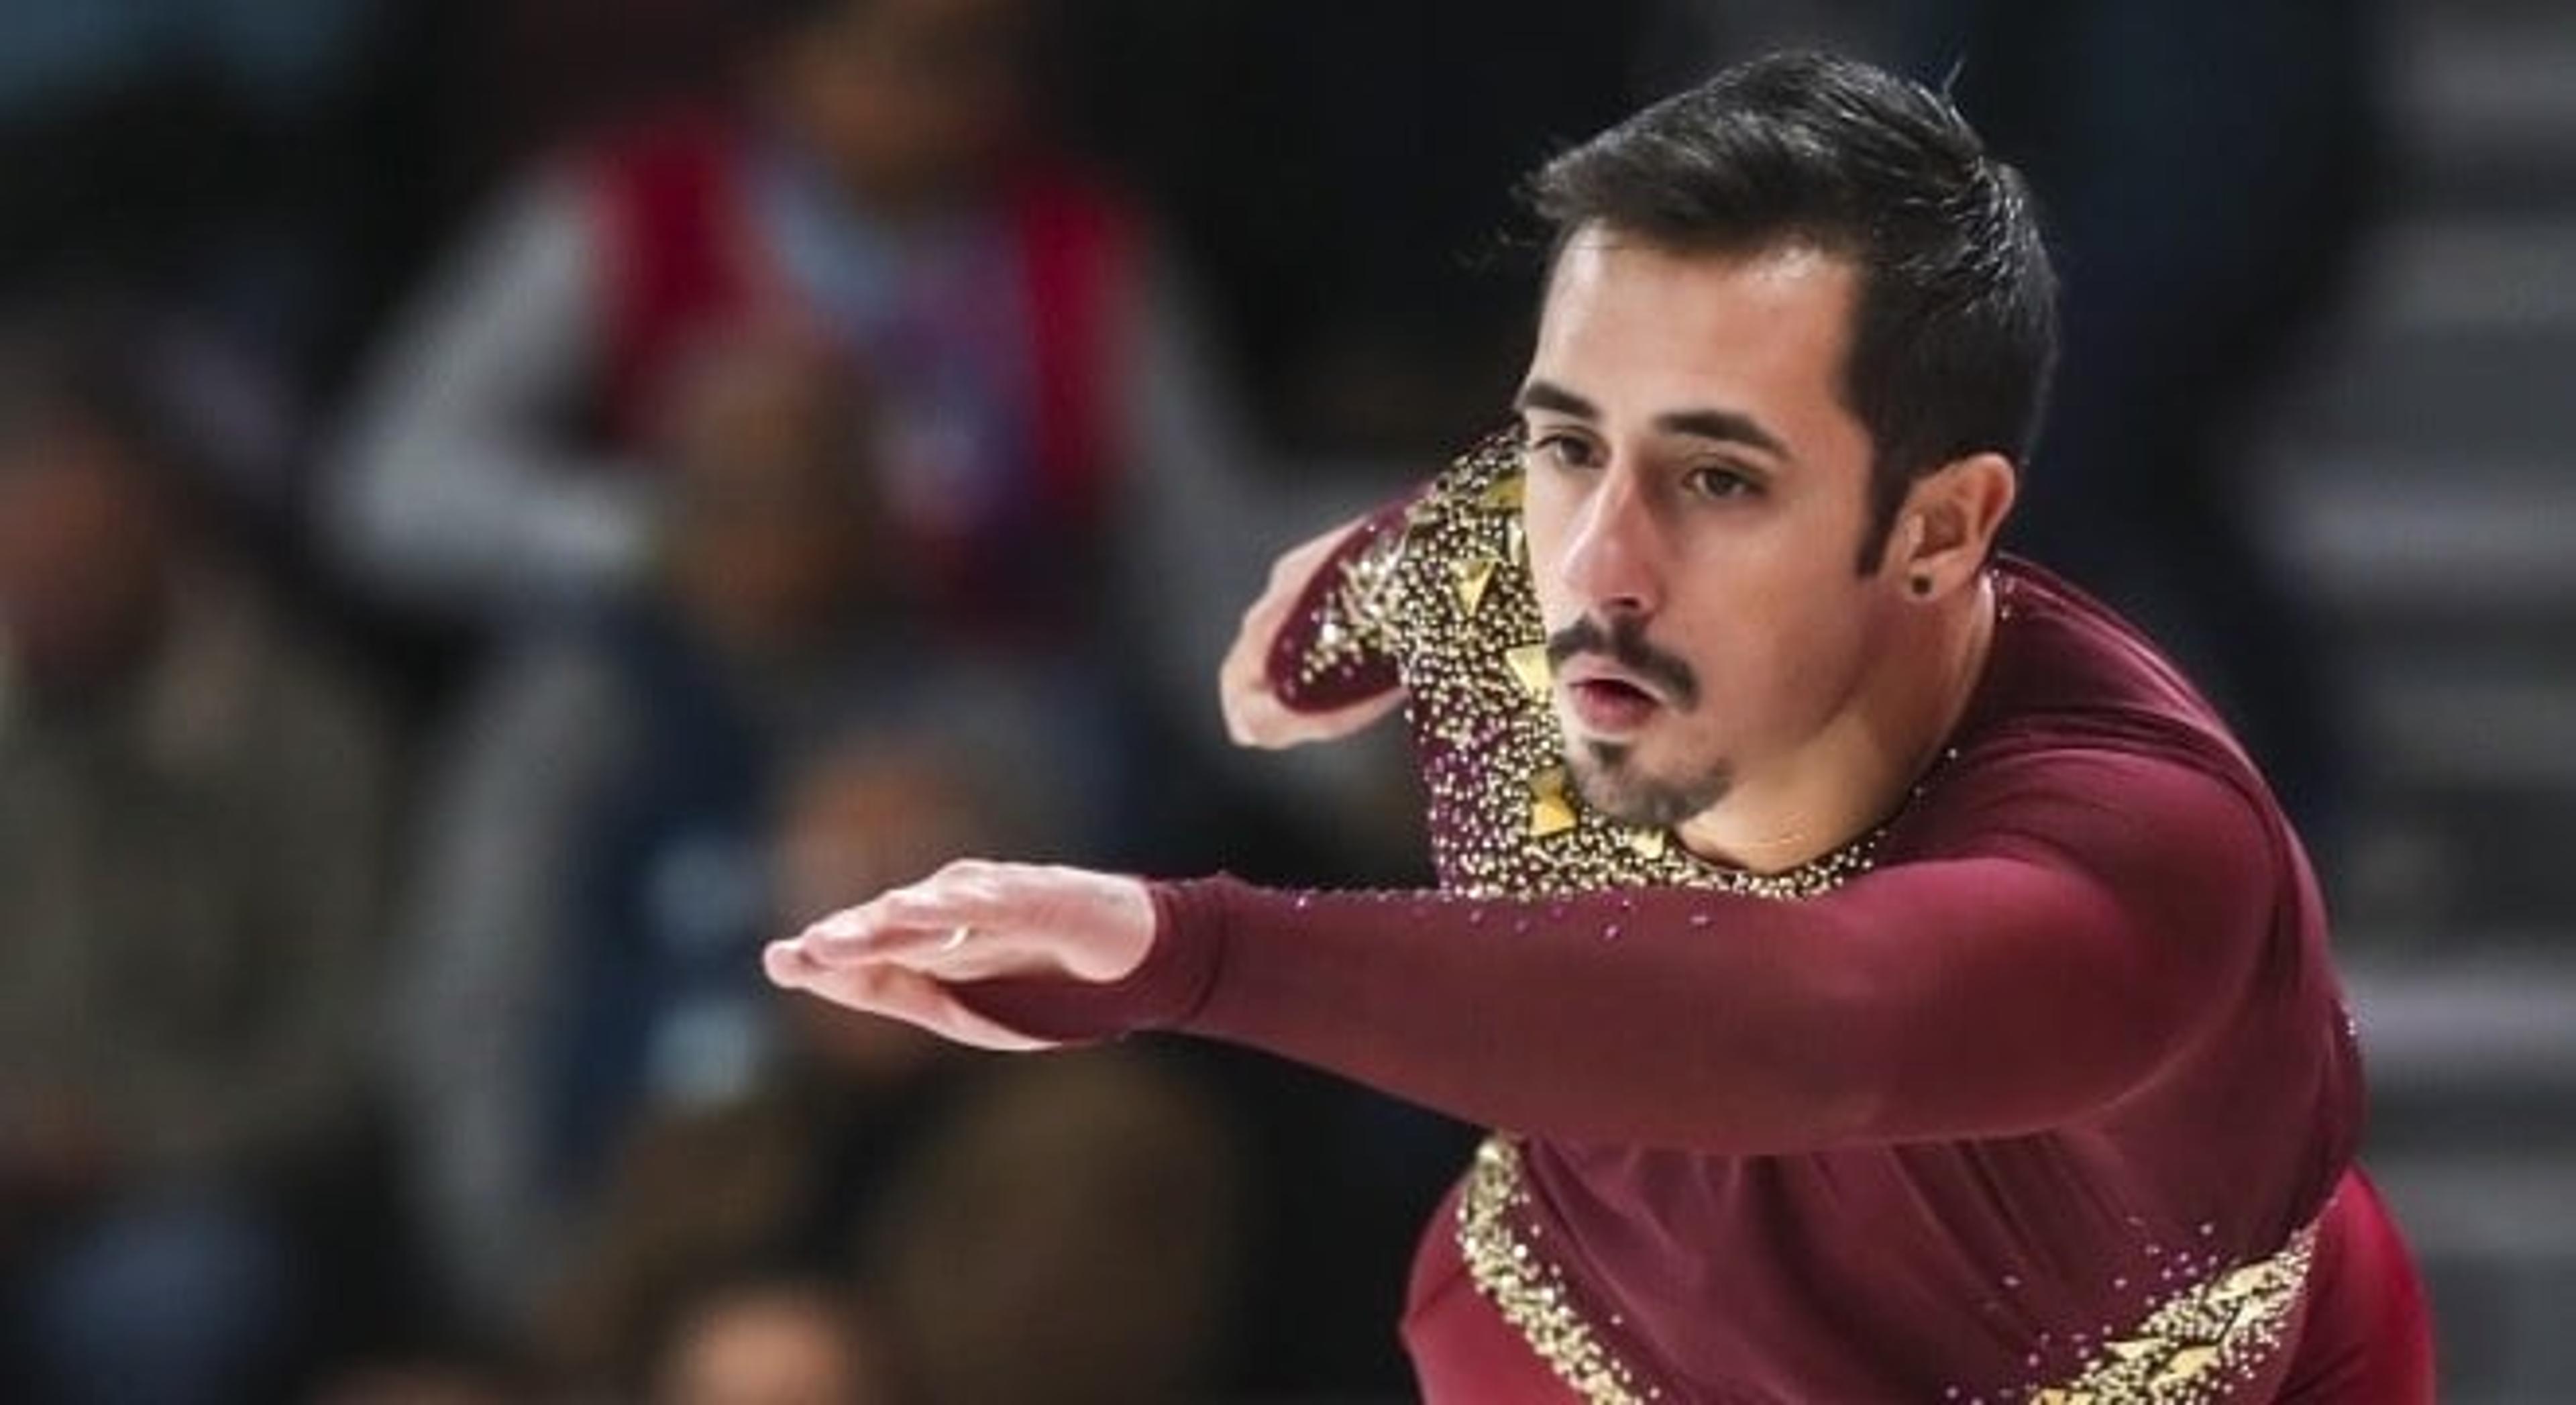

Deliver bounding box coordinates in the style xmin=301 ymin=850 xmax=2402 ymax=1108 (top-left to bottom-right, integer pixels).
xmin=1265 ymin=429 xmax=1523 ymax=711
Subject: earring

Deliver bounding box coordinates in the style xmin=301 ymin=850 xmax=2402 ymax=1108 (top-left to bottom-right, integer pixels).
xmin=1909 ymin=576 xmax=1933 ymax=598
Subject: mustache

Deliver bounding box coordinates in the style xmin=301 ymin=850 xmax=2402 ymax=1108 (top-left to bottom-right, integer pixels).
xmin=1544 ymin=615 xmax=1700 ymax=709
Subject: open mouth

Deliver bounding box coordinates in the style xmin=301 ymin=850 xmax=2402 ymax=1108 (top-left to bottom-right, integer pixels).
xmin=1568 ymin=676 xmax=1660 ymax=733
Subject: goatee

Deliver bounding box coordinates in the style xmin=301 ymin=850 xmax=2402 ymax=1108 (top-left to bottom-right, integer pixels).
xmin=1570 ymin=739 xmax=1731 ymax=830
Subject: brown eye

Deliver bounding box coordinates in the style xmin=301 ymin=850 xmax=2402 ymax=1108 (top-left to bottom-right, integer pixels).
xmin=1529 ymin=433 xmax=1601 ymax=471
xmin=1684 ymin=466 xmax=1758 ymax=500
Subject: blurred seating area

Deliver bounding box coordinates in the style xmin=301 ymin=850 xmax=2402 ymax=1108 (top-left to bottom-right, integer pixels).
xmin=0 ymin=1 xmax=2567 ymax=1400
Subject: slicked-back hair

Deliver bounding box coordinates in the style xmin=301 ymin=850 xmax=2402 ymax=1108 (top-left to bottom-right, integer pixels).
xmin=1524 ymin=52 xmax=2058 ymax=573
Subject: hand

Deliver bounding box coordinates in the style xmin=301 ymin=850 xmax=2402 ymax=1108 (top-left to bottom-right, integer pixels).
xmin=763 ymin=860 xmax=1157 ymax=1051
xmin=1219 ymin=515 xmax=1405 ymax=749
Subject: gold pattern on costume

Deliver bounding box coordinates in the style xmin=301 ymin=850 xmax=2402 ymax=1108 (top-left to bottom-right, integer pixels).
xmin=1503 ymin=642 xmax=1553 ymax=702
xmin=1528 ymin=768 xmax=1578 ymax=839
xmin=1289 ymin=514 xmax=1407 ymax=692
xmin=2029 ymin=1225 xmax=2316 ymax=1402
xmin=1452 ymin=555 xmax=1501 ymax=617
xmin=1458 ymin=1137 xmax=1656 ymax=1404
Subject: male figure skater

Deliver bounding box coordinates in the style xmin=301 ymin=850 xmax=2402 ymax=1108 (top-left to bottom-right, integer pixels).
xmin=766 ymin=53 xmax=2434 ymax=1401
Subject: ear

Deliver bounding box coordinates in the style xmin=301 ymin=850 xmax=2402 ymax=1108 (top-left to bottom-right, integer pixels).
xmin=1888 ymin=452 xmax=2017 ymax=598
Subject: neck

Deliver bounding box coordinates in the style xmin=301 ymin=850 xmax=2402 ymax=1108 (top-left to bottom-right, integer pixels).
xmin=1675 ymin=572 xmax=1998 ymax=874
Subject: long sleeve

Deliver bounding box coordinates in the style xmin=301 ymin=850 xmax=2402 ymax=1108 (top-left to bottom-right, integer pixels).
xmin=327 ymin=170 xmax=656 ymax=623
xmin=967 ymin=743 xmax=2282 ymax=1156
xmin=1263 ymin=495 xmax=1412 ymax=713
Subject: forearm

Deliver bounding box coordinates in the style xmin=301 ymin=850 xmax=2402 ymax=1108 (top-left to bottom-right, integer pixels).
xmin=1176 ymin=877 xmax=1910 ymax=1151
xmin=965 ymin=835 xmax=2247 ymax=1155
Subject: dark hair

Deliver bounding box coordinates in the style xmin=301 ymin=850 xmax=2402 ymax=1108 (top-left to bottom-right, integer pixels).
xmin=1524 ymin=51 xmax=2057 ymax=572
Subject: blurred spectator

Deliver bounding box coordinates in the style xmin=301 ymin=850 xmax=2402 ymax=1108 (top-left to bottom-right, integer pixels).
xmin=329 ymin=0 xmax=1279 ymax=737
xmin=861 ymin=1041 xmax=1242 ymax=1405
xmin=392 ymin=331 xmax=1091 ymax=1328
xmin=0 ymin=314 xmax=394 ymax=1402
xmin=647 ymin=1275 xmax=902 ymax=1405
xmin=541 ymin=747 xmax=1243 ymax=1403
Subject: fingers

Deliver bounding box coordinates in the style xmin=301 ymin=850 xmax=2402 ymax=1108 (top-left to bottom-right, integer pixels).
xmin=763 ymin=862 xmax=1151 ymax=1048
xmin=764 ymin=862 xmax=1055 ymax=1054
xmin=1223 ymin=676 xmax=1294 ymax=749
xmin=1220 ymin=595 xmax=1297 ymax=745
xmin=765 ymin=944 xmax=1048 ymax=1051
xmin=789 ymin=863 xmax=1008 ymax=968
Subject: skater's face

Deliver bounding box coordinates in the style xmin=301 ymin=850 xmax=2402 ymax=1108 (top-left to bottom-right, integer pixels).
xmin=1518 ymin=231 xmax=1919 ymax=829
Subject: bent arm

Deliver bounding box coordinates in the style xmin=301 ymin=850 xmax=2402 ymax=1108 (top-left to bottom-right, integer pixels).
xmin=1263 ymin=496 xmax=1412 ymax=713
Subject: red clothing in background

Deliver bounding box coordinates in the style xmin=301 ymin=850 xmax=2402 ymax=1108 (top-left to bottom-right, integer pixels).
xmin=967 ymin=441 xmax=2435 ymax=1401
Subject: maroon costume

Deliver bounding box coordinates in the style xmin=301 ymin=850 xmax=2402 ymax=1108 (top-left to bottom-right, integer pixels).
xmin=969 ymin=437 xmax=2434 ymax=1401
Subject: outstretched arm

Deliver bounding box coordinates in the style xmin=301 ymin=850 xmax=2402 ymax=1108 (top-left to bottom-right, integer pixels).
xmin=768 ymin=747 xmax=2281 ymax=1155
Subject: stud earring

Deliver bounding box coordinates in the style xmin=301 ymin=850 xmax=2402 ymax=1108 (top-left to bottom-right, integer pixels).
xmin=1910 ymin=576 xmax=1933 ymax=598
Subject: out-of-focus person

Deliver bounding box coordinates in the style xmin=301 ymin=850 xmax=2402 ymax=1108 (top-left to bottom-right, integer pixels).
xmin=542 ymin=743 xmax=1243 ymax=1405
xmin=329 ymin=0 xmax=1277 ymax=728
xmin=392 ymin=329 xmax=1094 ymax=1332
xmin=0 ymin=313 xmax=394 ymax=1403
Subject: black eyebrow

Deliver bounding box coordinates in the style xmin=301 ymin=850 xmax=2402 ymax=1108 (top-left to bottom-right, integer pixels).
xmin=1514 ymin=379 xmax=1597 ymax=421
xmin=1654 ymin=408 xmax=1789 ymax=460
xmin=1515 ymin=379 xmax=1790 ymax=461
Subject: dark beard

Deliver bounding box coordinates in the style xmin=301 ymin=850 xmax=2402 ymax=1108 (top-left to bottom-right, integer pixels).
xmin=1570 ymin=739 xmax=1731 ymax=829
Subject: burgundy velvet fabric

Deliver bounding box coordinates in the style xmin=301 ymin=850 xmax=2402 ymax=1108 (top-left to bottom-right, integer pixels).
xmin=963 ymin=560 xmax=2433 ymax=1400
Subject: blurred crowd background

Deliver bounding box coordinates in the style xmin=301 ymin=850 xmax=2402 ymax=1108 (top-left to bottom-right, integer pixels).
xmin=0 ymin=0 xmax=2568 ymax=1401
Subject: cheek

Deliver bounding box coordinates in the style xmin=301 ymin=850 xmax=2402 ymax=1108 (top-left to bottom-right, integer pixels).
xmin=1762 ymin=588 xmax=1881 ymax=724
xmin=1659 ymin=556 xmax=1863 ymax=721
xmin=1519 ymin=497 xmax=1577 ymax=624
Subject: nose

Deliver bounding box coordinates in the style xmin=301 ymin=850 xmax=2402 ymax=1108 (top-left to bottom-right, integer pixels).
xmin=1556 ymin=462 xmax=1662 ymax=619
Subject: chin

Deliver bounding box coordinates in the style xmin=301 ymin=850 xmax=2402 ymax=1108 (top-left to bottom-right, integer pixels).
xmin=1569 ymin=743 xmax=1731 ymax=831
